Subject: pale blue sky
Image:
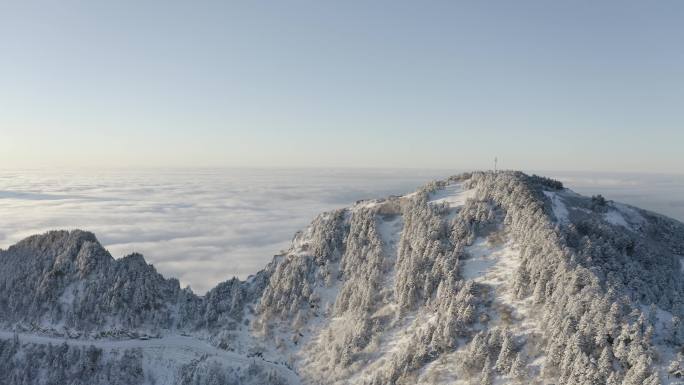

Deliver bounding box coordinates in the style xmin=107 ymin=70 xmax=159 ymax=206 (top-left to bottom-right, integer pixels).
xmin=1 ymin=1 xmax=682 ymax=172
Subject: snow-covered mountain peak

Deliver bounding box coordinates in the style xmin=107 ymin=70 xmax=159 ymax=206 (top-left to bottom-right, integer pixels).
xmin=1 ymin=171 xmax=684 ymax=385
xmin=9 ymin=229 xmax=104 ymax=258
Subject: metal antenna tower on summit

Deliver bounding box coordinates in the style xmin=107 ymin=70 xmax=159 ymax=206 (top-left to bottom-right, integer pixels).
xmin=494 ymin=157 xmax=498 ymax=172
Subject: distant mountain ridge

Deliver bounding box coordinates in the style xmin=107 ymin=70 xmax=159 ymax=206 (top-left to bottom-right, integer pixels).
xmin=1 ymin=171 xmax=683 ymax=385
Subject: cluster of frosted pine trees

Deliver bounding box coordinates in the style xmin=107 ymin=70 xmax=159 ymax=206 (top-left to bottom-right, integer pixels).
xmin=255 ymin=171 xmax=684 ymax=384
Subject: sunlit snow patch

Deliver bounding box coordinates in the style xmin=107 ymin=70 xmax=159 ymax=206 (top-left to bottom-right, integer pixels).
xmin=604 ymin=202 xmax=646 ymax=231
xmin=461 ymin=236 xmax=519 ymax=283
xmin=543 ymin=191 xmax=569 ymax=224
xmin=635 ymin=303 xmax=684 ymax=385
xmin=604 ymin=210 xmax=629 ymax=228
xmin=428 ymin=183 xmax=475 ymax=207
xmin=419 ymin=235 xmax=546 ymax=384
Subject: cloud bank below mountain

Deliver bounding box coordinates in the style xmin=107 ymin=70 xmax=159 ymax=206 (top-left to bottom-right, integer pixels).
xmin=1 ymin=168 xmax=682 ymax=293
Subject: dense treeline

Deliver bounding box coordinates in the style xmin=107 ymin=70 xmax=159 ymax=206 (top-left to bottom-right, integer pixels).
xmin=0 ymin=230 xmax=268 ymax=334
xmin=0 ymin=337 xmax=144 ymax=385
xmin=470 ymin=171 xmax=663 ymax=384
xmin=255 ymin=171 xmax=684 ymax=384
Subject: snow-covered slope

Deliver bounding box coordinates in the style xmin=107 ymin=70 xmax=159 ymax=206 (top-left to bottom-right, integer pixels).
xmin=1 ymin=171 xmax=684 ymax=385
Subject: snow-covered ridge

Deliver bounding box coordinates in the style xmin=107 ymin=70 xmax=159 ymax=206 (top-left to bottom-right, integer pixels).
xmin=2 ymin=171 xmax=684 ymax=385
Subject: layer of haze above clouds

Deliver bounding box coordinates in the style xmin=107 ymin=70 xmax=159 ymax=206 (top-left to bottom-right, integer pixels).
xmin=1 ymin=168 xmax=683 ymax=294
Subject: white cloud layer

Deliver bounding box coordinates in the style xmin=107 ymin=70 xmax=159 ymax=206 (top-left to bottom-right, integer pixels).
xmin=0 ymin=168 xmax=447 ymax=293
xmin=1 ymin=168 xmax=682 ymax=294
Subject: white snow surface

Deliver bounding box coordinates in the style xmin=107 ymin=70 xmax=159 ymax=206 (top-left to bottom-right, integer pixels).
xmin=460 ymin=236 xmax=517 ymax=281
xmin=0 ymin=331 xmax=301 ymax=384
xmin=377 ymin=214 xmax=403 ymax=289
xmin=428 ymin=183 xmax=475 ymax=207
xmin=543 ymin=191 xmax=569 ymax=224
xmin=419 ymin=233 xmax=544 ymax=384
xmin=604 ymin=209 xmax=630 ymax=228
xmin=604 ymin=202 xmax=646 ymax=231
xmin=636 ymin=304 xmax=684 ymax=385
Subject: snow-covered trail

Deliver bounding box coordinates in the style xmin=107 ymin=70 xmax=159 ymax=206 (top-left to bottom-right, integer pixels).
xmin=0 ymin=331 xmax=300 ymax=382
xmin=417 ymin=231 xmax=547 ymax=384
xmin=0 ymin=332 xmax=237 ymax=359
xmin=428 ymin=182 xmax=475 ymax=207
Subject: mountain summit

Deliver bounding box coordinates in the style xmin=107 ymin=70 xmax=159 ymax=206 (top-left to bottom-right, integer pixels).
xmin=1 ymin=171 xmax=683 ymax=385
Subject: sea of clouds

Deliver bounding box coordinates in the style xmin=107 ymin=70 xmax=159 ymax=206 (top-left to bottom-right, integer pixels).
xmin=0 ymin=168 xmax=448 ymax=293
xmin=1 ymin=168 xmax=682 ymax=294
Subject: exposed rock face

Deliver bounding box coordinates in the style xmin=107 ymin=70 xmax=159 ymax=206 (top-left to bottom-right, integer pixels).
xmin=1 ymin=171 xmax=683 ymax=385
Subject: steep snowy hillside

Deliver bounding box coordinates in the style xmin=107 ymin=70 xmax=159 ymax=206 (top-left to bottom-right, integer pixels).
xmin=1 ymin=171 xmax=683 ymax=385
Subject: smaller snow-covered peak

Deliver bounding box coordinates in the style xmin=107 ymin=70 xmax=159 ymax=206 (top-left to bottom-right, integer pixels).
xmin=13 ymin=229 xmax=100 ymax=252
xmin=5 ymin=229 xmax=112 ymax=273
xmin=119 ymin=252 xmax=149 ymax=266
